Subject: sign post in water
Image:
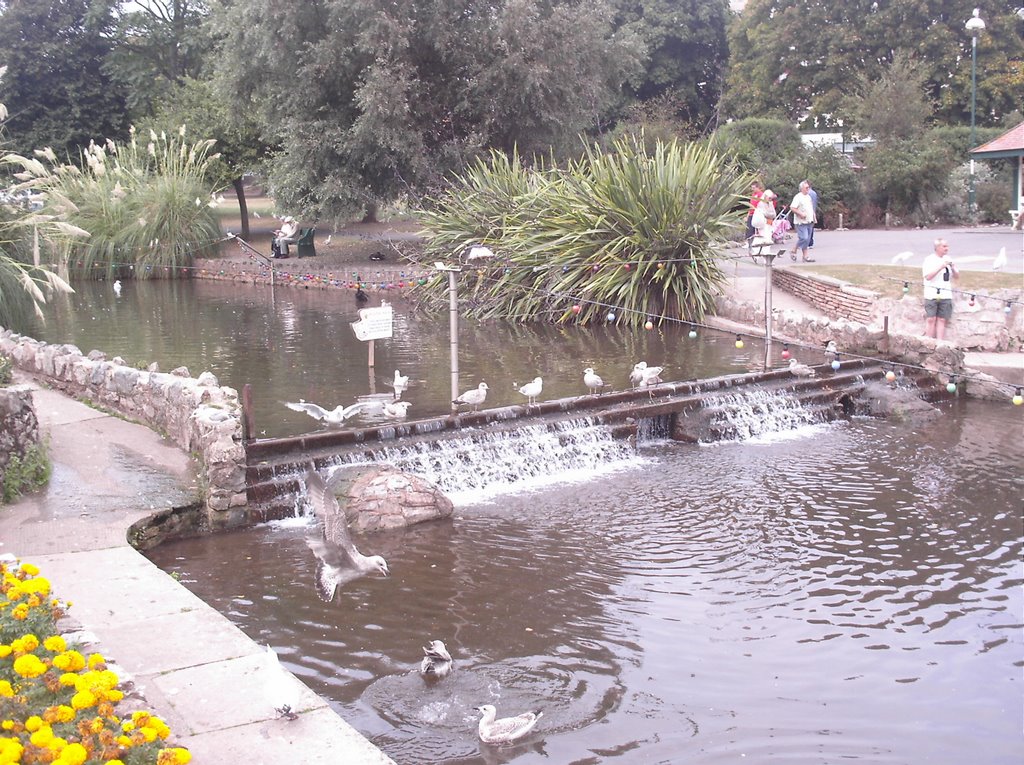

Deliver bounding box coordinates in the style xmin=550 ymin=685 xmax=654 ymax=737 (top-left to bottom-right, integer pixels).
xmin=351 ymin=303 xmax=394 ymax=368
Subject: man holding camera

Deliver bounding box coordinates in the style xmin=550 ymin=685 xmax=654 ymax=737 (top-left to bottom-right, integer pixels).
xmin=922 ymin=238 xmax=959 ymax=340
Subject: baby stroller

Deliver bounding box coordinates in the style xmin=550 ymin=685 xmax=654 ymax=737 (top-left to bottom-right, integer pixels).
xmin=770 ymin=206 xmax=792 ymax=243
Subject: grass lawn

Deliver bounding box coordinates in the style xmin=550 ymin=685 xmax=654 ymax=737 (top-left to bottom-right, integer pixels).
xmin=800 ymin=264 xmax=1021 ymax=300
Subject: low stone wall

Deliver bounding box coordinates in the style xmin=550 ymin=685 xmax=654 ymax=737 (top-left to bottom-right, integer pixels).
xmin=0 ymin=328 xmax=246 ymax=529
xmin=773 ymin=268 xmax=875 ymax=324
xmin=771 ymin=266 xmax=1023 ymax=352
xmin=0 ymin=386 xmax=40 ymax=495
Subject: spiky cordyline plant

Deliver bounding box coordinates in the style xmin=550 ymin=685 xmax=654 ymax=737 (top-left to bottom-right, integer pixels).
xmin=2 ymin=126 xmax=224 ymax=280
xmin=414 ymin=135 xmax=751 ymax=328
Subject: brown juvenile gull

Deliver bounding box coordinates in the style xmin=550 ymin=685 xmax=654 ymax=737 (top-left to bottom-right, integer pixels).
xmin=304 ymin=468 xmax=389 ymax=601
xmin=788 ymin=358 xmax=816 ymax=378
xmin=476 ymin=704 xmax=543 ymax=744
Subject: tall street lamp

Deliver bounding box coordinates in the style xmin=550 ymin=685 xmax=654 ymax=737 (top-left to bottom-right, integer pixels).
xmin=965 ymin=8 xmax=985 ymax=213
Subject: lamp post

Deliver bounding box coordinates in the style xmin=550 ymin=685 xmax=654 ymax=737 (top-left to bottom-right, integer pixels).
xmin=965 ymin=8 xmax=985 ymax=213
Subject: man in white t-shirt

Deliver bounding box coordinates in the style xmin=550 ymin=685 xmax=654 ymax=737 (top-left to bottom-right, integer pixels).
xmin=921 ymin=238 xmax=959 ymax=339
xmin=789 ymin=181 xmax=816 ymax=262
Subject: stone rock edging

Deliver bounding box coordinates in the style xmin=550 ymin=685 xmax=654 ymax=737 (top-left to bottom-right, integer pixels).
xmin=0 ymin=386 xmax=40 ymax=497
xmin=328 ymin=465 xmax=454 ymax=532
xmin=0 ymin=328 xmax=246 ymax=529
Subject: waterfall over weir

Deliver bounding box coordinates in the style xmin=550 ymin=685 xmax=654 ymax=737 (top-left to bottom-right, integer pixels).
xmin=696 ymin=388 xmax=831 ymax=443
xmin=327 ymin=417 xmax=647 ymax=503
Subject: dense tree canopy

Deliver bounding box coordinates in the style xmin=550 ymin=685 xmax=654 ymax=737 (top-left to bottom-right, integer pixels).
xmin=0 ymin=0 xmax=129 ymax=159
xmin=721 ymin=0 xmax=1024 ymax=129
xmin=209 ymin=0 xmax=646 ymax=222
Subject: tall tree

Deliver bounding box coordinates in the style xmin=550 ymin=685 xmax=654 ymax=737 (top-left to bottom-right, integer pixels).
xmin=209 ymin=0 xmax=645 ymax=223
xmin=720 ymin=0 xmax=1024 ymax=129
xmin=612 ymin=0 xmax=731 ymax=134
xmin=0 ymin=0 xmax=129 ymax=158
xmin=106 ymin=0 xmax=213 ymax=116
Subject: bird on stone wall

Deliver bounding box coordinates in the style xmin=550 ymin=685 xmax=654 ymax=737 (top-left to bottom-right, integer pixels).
xmin=453 ymin=382 xmax=489 ymax=410
xmin=304 ymin=468 xmax=389 ymax=602
xmin=382 ymin=400 xmax=412 ymax=418
xmin=788 ymin=358 xmax=816 ymax=377
xmin=583 ymin=367 xmax=607 ymax=394
xmin=516 ymin=377 xmax=543 ymax=406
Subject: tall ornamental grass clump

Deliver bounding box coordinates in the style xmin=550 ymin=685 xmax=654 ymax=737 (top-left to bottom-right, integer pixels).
xmin=415 ymin=135 xmax=751 ymax=327
xmin=2 ymin=127 xmax=223 ymax=280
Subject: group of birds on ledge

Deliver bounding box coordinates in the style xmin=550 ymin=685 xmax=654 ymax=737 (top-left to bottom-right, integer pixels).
xmin=284 ymin=350 xmax=830 ymax=426
xmin=264 ymin=465 xmax=542 ymax=744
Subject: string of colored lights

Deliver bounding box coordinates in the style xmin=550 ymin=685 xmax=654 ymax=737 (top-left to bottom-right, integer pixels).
xmin=428 ymin=262 xmax=1023 ymax=404
xmin=879 ymin=274 xmax=1023 ymax=309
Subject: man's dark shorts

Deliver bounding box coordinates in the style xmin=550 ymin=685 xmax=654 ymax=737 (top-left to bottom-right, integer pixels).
xmin=924 ymin=298 xmax=953 ymax=320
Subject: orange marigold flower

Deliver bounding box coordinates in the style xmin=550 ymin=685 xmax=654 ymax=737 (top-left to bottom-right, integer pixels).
xmin=27 ymin=594 xmax=41 ymax=608
xmin=156 ymin=747 xmax=192 ymax=765
xmin=11 ymin=604 xmax=29 ymax=621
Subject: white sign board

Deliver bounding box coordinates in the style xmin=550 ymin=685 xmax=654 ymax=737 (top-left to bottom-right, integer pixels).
xmin=351 ymin=304 xmax=394 ymax=341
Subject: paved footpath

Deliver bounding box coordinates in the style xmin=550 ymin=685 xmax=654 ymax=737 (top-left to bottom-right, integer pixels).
xmin=0 ymin=381 xmax=396 ymax=765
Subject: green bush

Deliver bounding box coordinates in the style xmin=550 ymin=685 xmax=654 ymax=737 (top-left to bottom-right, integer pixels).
xmin=0 ymin=353 xmax=12 ymax=386
xmin=2 ymin=440 xmax=51 ymax=503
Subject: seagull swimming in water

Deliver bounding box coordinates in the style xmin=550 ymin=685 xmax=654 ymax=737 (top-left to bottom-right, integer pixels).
xmin=788 ymin=358 xmax=816 ymax=377
xmin=286 ymin=400 xmax=367 ymax=426
xmin=516 ymin=377 xmax=543 ymax=405
xmin=420 ymin=640 xmax=453 ymax=680
xmin=476 ymin=704 xmax=543 ymax=744
xmin=304 ymin=468 xmax=389 ymax=602
xmin=389 ymin=369 xmax=409 ymax=399
xmin=583 ymin=367 xmax=606 ymax=394
xmin=453 ymin=382 xmax=489 ymax=410
xmin=112 ymin=279 xmax=122 ymax=296
xmin=263 ymin=645 xmax=300 ymax=720
xmin=381 ymin=400 xmax=412 ymax=418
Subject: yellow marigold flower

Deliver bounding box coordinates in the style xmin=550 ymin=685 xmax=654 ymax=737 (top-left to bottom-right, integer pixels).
xmin=59 ymin=672 xmax=78 ymax=687
xmin=13 ymin=654 xmax=47 ymax=678
xmin=106 ymin=761 xmax=126 ymax=765
xmin=11 ymin=604 xmax=29 ymax=621
xmin=30 ymin=724 xmax=54 ymax=747
xmin=56 ymin=707 xmax=75 ymax=724
xmin=20 ymin=576 xmax=50 ymax=597
xmin=146 ymin=717 xmax=170 ymax=739
xmin=71 ymin=690 xmax=97 ymax=710
xmin=116 ymin=735 xmax=133 ymax=748
xmin=27 ymin=594 xmax=41 ymax=608
xmin=0 ymin=738 xmax=24 ymax=763
xmin=139 ymin=726 xmax=158 ymax=743
xmin=0 ymin=646 xmax=10 ymax=658
xmin=0 ymin=721 xmax=14 ymax=731
xmin=25 ymin=716 xmax=43 ymax=732
xmin=156 ymin=747 xmax=192 ymax=765
xmin=121 ymin=721 xmax=135 ymax=733
xmin=19 ymin=634 xmax=40 ymax=652
xmin=87 ymin=654 xmax=106 ymax=670
xmin=43 ymin=636 xmax=67 ymax=653
xmin=131 ymin=712 xmax=150 ymax=725
xmin=20 ymin=563 xmax=40 ymax=576
xmin=6 ymin=584 xmax=24 ymax=601
xmin=58 ymin=742 xmax=88 ymax=765
xmin=0 ymin=681 xmax=13 ymax=698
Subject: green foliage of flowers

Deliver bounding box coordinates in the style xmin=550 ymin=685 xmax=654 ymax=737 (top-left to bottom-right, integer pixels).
xmin=0 ymin=355 xmax=12 ymax=387
xmin=1 ymin=127 xmax=224 ymax=282
xmin=414 ymin=134 xmax=751 ymax=327
xmin=2 ymin=443 xmax=51 ymax=504
xmin=0 ymin=559 xmax=191 ymax=765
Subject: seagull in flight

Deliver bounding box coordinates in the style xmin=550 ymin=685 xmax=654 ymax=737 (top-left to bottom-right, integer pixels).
xmin=516 ymin=377 xmax=543 ymax=405
xmin=891 ymin=250 xmax=914 ymax=265
xmin=286 ymin=400 xmax=367 ymax=426
xmin=420 ymin=640 xmax=453 ymax=680
xmin=476 ymin=704 xmax=543 ymax=744
xmin=991 ymin=247 xmax=1006 ymax=271
xmin=453 ymin=382 xmax=489 ymax=410
xmin=304 ymin=468 xmax=389 ymax=602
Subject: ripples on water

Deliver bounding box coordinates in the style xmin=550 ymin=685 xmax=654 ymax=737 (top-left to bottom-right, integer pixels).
xmin=148 ymin=399 xmax=1023 ymax=765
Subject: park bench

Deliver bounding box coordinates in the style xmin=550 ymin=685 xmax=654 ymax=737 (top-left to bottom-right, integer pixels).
xmin=296 ymin=227 xmax=316 ymax=258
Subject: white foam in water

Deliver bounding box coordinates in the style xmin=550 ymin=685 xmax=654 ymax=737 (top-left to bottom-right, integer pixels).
xmin=331 ymin=417 xmax=648 ymax=505
xmin=698 ymin=388 xmax=837 ymax=444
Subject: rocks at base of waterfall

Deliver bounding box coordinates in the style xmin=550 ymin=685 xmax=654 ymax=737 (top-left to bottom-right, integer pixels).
xmin=332 ymin=466 xmax=453 ymax=532
xmin=855 ymin=380 xmax=941 ymax=421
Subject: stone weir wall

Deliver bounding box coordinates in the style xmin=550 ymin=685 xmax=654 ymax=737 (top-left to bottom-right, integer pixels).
xmin=0 ymin=328 xmax=246 ymax=529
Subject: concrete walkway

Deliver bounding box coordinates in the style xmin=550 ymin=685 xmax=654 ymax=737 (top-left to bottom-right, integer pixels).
xmin=0 ymin=381 xmax=396 ymax=765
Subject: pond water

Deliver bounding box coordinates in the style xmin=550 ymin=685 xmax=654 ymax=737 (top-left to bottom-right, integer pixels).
xmin=21 ymin=278 xmax=768 ymax=438
xmin=20 ymin=278 xmax=1024 ymax=764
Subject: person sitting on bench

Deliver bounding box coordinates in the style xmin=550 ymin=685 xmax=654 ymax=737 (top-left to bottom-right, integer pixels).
xmin=274 ymin=217 xmax=299 ymax=258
